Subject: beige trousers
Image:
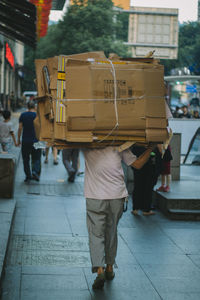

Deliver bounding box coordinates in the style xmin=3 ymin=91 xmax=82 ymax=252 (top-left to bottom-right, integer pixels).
xmin=86 ymin=198 xmax=124 ymax=273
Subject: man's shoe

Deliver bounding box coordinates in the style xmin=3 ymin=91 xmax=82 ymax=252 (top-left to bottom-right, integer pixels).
xmin=53 ymin=160 xmax=58 ymax=165
xmin=105 ymin=270 xmax=115 ymax=280
xmin=24 ymin=177 xmax=31 ymax=183
xmin=68 ymin=171 xmax=75 ymax=183
xmin=92 ymin=273 xmax=105 ymax=290
xmin=32 ymin=173 xmax=40 ymax=182
xmin=44 ymin=159 xmax=48 ymax=164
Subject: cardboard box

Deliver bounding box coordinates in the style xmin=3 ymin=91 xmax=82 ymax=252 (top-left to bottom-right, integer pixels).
xmin=65 ymin=59 xmax=166 ymax=131
xmin=34 ymin=52 xmax=168 ymax=145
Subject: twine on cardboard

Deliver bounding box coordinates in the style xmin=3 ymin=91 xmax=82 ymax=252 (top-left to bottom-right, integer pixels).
xmin=96 ymin=59 xmax=120 ymax=143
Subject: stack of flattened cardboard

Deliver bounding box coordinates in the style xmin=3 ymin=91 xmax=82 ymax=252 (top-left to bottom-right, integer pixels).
xmin=34 ymin=51 xmax=169 ymax=148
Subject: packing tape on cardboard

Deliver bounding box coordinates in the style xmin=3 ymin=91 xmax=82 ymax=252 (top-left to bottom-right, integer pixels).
xmin=56 ymin=100 xmax=66 ymax=123
xmin=56 ymin=56 xmax=66 ymax=122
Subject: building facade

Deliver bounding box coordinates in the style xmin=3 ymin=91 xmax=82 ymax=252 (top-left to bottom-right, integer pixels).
xmin=0 ymin=35 xmax=24 ymax=111
xmin=127 ymin=6 xmax=179 ymax=59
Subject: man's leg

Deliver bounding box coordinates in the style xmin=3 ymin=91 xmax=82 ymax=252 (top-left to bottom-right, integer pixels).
xmin=31 ymin=146 xmax=41 ymax=180
xmin=86 ymin=198 xmax=108 ymax=289
xmin=105 ymin=198 xmax=124 ymax=269
xmin=86 ymin=198 xmax=107 ymax=272
xmin=21 ymin=143 xmax=32 ymax=180
xmin=71 ymin=149 xmax=79 ymax=173
xmin=62 ymin=149 xmax=73 ymax=174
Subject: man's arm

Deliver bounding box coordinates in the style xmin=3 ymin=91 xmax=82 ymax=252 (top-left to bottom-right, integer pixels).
xmin=17 ymin=122 xmax=23 ymax=146
xmin=10 ymin=131 xmax=17 ymax=146
xmin=131 ymin=145 xmax=155 ymax=169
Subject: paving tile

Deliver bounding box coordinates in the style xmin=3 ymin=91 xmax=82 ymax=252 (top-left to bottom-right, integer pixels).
xmin=158 ymin=292 xmax=200 ymax=300
xmin=21 ymin=271 xmax=88 ymax=291
xmin=22 ymin=265 xmax=86 ymax=275
xmin=141 ymin=263 xmax=200 ymax=278
xmin=84 ymin=267 xmax=161 ymax=300
xmin=0 ymin=199 xmax=15 ymax=213
xmin=188 ymin=254 xmax=200 ymax=268
xmin=21 ymin=289 xmax=91 ymax=300
xmin=133 ymin=253 xmax=194 ymax=265
xmin=0 ymin=266 xmax=21 ymax=300
xmin=0 ymin=213 xmax=12 ymax=237
xmin=119 ymin=227 xmax=182 ymax=254
xmin=161 ymin=228 xmax=200 ymax=254
xmin=24 ymin=216 xmax=72 ymax=235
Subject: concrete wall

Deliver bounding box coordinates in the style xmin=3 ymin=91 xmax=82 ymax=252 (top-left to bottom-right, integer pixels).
xmin=169 ymin=119 xmax=200 ymax=155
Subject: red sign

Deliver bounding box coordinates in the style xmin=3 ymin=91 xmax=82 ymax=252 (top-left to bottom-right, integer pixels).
xmin=5 ymin=43 xmax=14 ymax=69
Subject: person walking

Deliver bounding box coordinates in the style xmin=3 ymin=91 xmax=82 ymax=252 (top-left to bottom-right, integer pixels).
xmin=0 ymin=110 xmax=17 ymax=152
xmin=156 ymin=145 xmax=173 ymax=192
xmin=83 ymin=144 xmax=155 ymax=290
xmin=62 ymin=148 xmax=80 ymax=182
xmin=44 ymin=146 xmax=59 ymax=165
xmin=17 ymin=101 xmax=41 ymax=183
xmin=131 ymin=145 xmax=162 ymax=216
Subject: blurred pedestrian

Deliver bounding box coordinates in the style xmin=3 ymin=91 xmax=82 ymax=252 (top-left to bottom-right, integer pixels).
xmin=62 ymin=148 xmax=79 ymax=182
xmin=44 ymin=146 xmax=59 ymax=165
xmin=179 ymin=105 xmax=191 ymax=118
xmin=193 ymin=110 xmax=200 ymax=119
xmin=0 ymin=110 xmax=17 ymax=152
xmin=9 ymin=91 xmax=16 ymax=112
xmin=17 ymin=101 xmax=41 ymax=183
xmin=131 ymin=145 xmax=162 ymax=216
xmin=156 ymin=145 xmax=173 ymax=192
xmin=83 ymin=144 xmax=155 ymax=290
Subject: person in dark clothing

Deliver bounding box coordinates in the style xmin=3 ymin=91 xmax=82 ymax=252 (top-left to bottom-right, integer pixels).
xmin=131 ymin=145 xmax=162 ymax=216
xmin=62 ymin=148 xmax=80 ymax=182
xmin=17 ymin=101 xmax=41 ymax=183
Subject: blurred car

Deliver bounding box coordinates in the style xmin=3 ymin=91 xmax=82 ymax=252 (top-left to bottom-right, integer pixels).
xmin=23 ymin=91 xmax=37 ymax=103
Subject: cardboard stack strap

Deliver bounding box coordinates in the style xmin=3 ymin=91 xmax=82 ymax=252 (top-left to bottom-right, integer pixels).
xmin=34 ymin=51 xmax=169 ymax=149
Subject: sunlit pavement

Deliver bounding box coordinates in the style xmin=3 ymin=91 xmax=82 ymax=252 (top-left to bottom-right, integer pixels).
xmin=1 ymin=151 xmax=200 ymax=300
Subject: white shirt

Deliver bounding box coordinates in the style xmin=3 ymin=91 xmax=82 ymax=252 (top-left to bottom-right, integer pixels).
xmin=83 ymin=146 xmax=136 ymax=200
xmin=0 ymin=120 xmax=13 ymax=143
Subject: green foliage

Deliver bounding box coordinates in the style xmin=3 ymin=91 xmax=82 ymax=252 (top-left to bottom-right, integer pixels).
xmin=22 ymin=0 xmax=129 ymax=90
xmin=162 ymin=22 xmax=200 ymax=75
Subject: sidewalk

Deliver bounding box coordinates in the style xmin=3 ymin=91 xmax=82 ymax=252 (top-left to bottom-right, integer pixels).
xmin=1 ymin=150 xmax=200 ymax=299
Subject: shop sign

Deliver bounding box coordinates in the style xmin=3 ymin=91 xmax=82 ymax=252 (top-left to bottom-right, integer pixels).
xmin=5 ymin=42 xmax=14 ymax=69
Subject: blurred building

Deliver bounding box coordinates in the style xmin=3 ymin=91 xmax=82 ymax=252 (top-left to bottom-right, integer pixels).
xmin=69 ymin=0 xmax=130 ymax=9
xmin=0 ymin=36 xmax=24 ymax=110
xmin=126 ymin=6 xmax=179 ymax=59
xmin=198 ymin=0 xmax=200 ymax=21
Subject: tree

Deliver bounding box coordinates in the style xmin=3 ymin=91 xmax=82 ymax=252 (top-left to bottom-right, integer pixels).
xmin=22 ymin=0 xmax=130 ymax=89
xmin=54 ymin=0 xmax=129 ymax=56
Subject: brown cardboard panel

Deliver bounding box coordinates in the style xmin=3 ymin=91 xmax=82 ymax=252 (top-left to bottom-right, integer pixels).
xmin=39 ymin=101 xmax=53 ymax=139
xmin=66 ymin=65 xmax=94 ymax=117
xmin=48 ymin=56 xmax=58 ymax=90
xmin=67 ymin=117 xmax=96 ymax=131
xmin=146 ymin=117 xmax=167 ymax=128
xmin=94 ymin=129 xmax=146 ymax=137
xmin=145 ymin=97 xmax=166 ymax=118
xmin=35 ymin=59 xmax=47 ymax=97
xmin=67 ymin=51 xmax=106 ymax=60
xmin=146 ymin=128 xmax=169 ymax=142
xmin=33 ymin=116 xmax=41 ymax=141
xmin=143 ymin=68 xmax=165 ymax=97
xmin=52 ymin=101 xmax=66 ymax=140
xmin=66 ymin=131 xmax=93 ymax=142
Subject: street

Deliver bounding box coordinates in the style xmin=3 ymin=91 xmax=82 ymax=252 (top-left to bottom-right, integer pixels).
xmin=1 ymin=151 xmax=200 ymax=300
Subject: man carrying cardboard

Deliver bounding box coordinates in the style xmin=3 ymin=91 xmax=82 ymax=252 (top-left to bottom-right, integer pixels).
xmin=83 ymin=144 xmax=155 ymax=289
